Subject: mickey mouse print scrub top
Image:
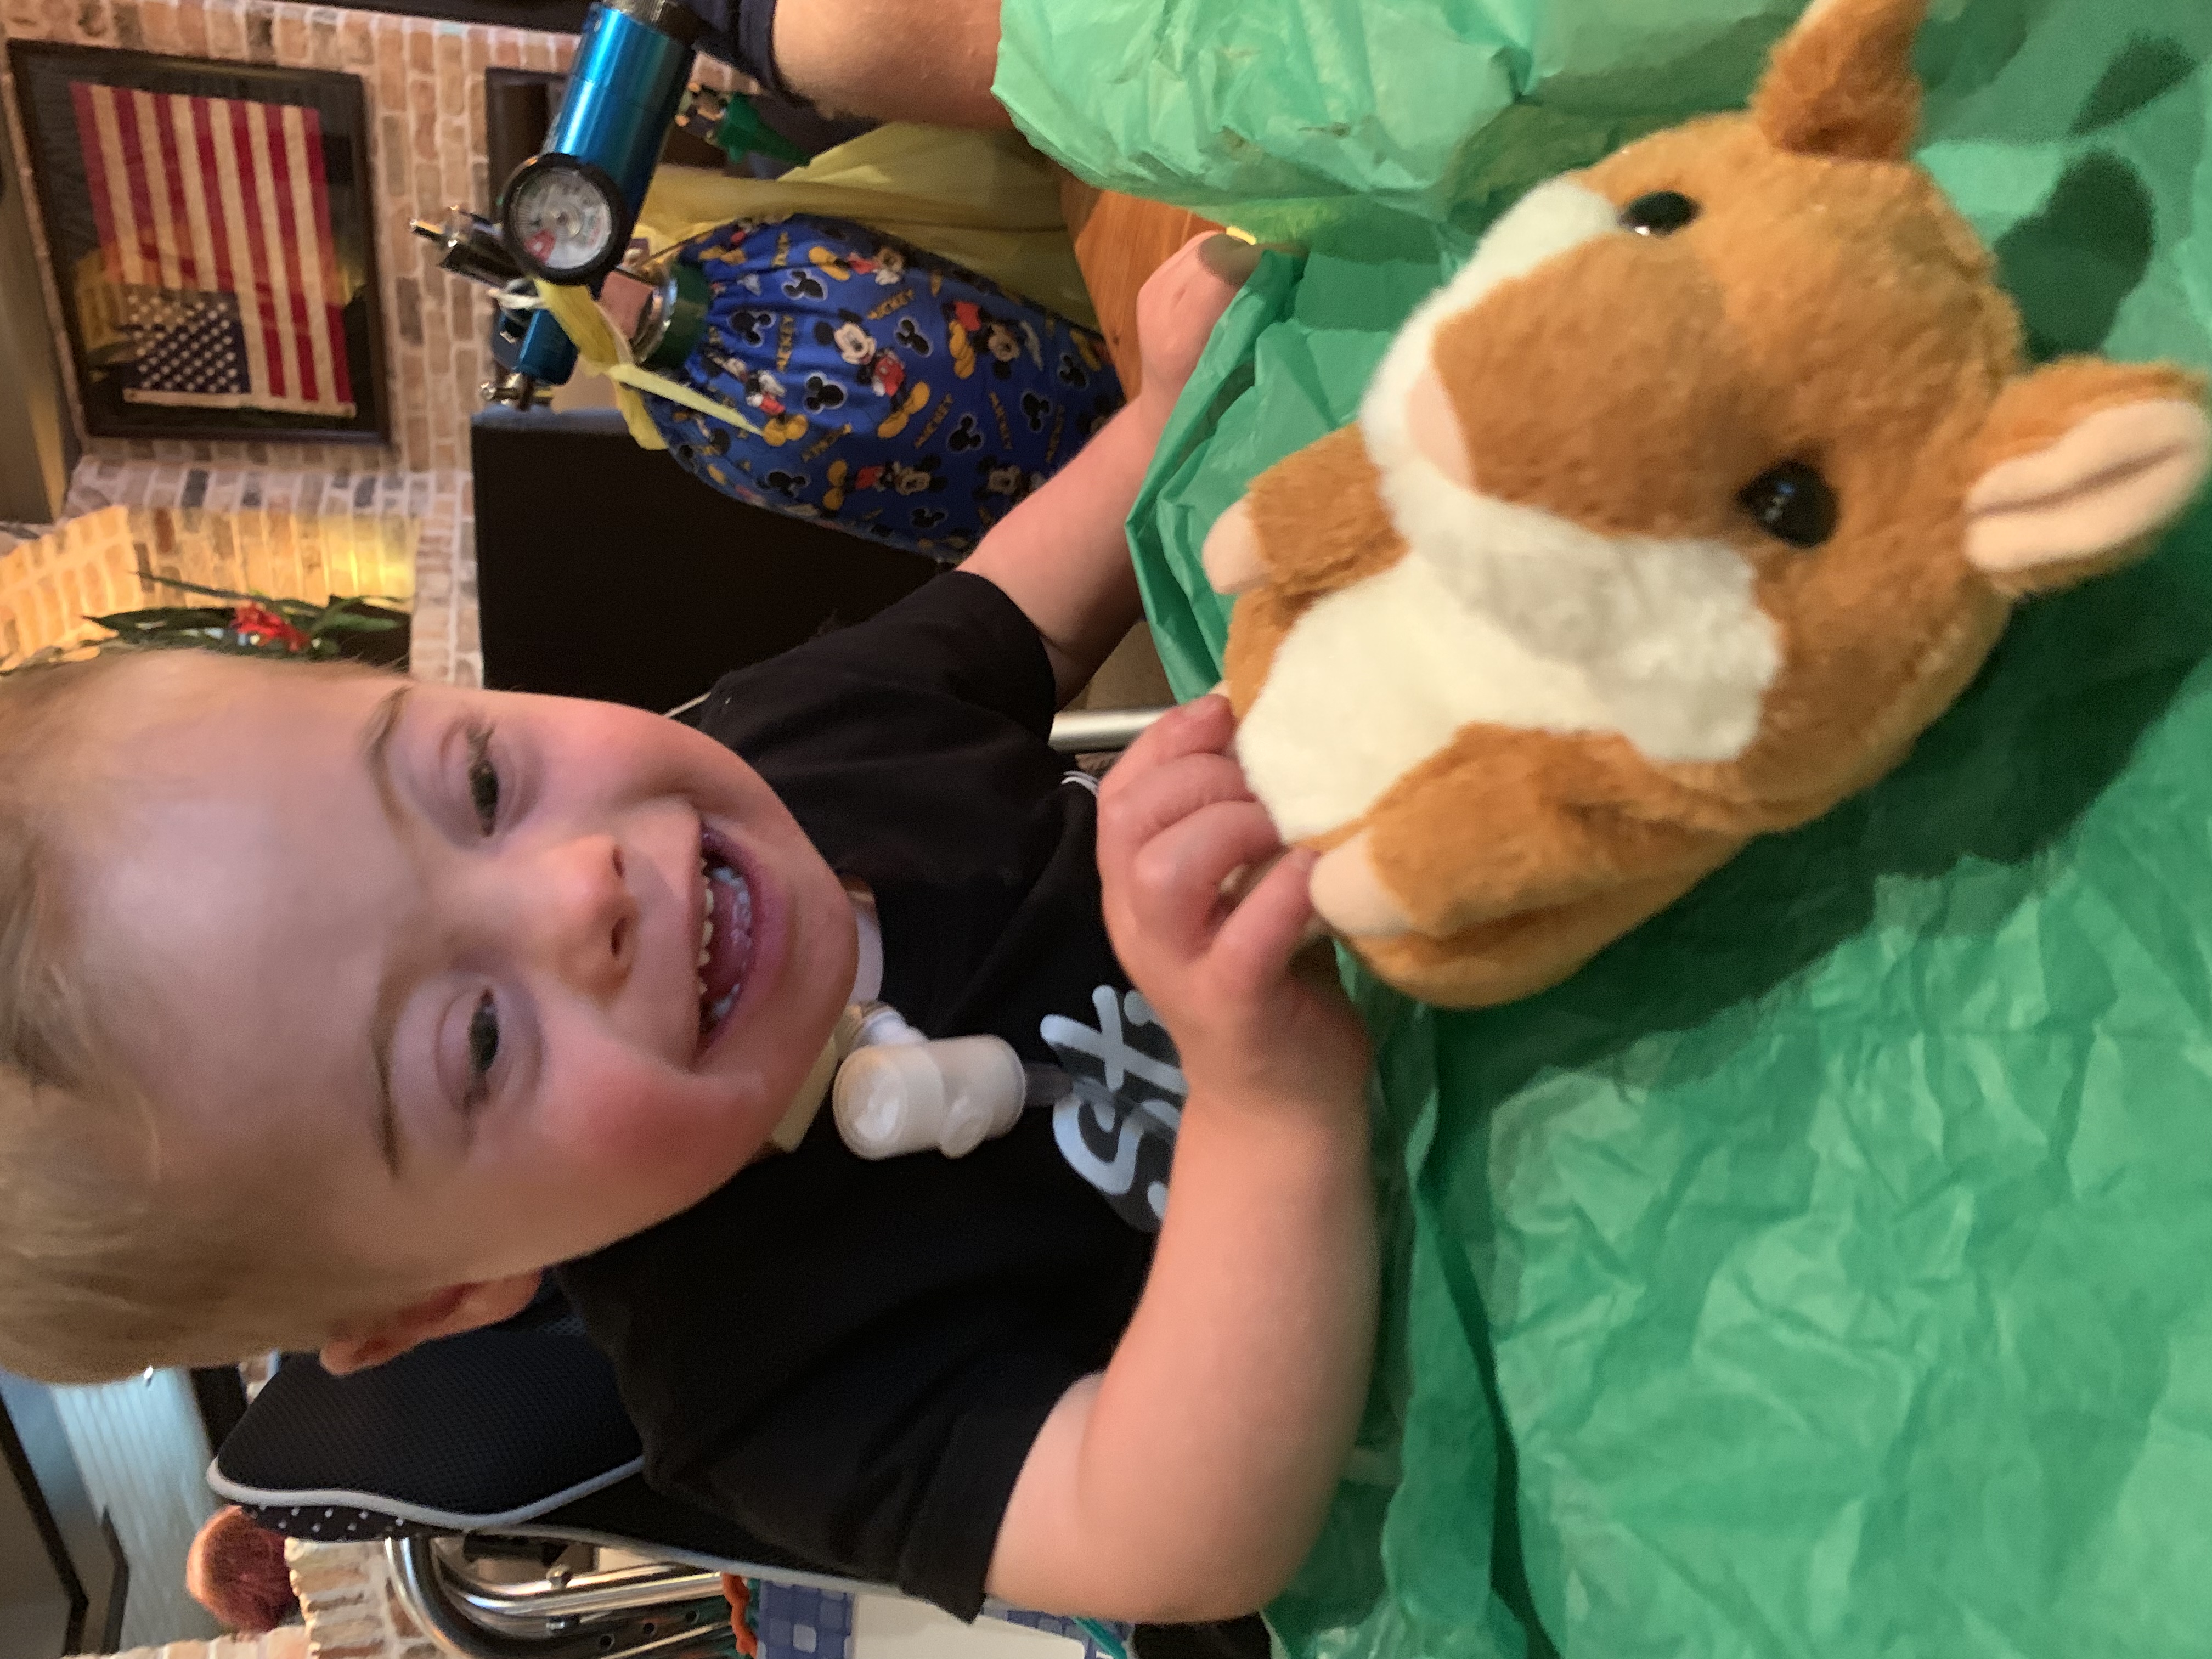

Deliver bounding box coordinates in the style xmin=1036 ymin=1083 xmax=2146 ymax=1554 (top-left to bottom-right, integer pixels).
xmin=642 ymin=214 xmax=1125 ymax=560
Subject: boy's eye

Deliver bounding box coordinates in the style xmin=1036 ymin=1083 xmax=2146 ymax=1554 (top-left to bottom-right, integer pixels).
xmin=465 ymin=723 xmax=501 ymax=833
xmin=465 ymin=992 xmax=500 ymax=1102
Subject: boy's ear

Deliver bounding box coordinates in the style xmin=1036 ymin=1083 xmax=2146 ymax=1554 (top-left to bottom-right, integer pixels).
xmin=318 ymin=1272 xmax=544 ymax=1376
xmin=1965 ymin=359 xmax=2211 ymax=597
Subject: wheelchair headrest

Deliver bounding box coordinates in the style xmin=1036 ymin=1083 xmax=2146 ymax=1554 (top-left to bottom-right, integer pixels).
xmin=210 ymin=1288 xmax=642 ymax=1541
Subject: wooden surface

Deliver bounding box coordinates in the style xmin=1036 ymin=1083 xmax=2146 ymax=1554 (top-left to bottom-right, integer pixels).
xmin=1059 ymin=179 xmax=1223 ymax=401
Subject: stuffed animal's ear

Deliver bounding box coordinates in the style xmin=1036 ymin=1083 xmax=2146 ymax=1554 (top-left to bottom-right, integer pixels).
xmin=1751 ymin=0 xmax=1928 ymax=162
xmin=1965 ymin=359 xmax=2211 ymax=597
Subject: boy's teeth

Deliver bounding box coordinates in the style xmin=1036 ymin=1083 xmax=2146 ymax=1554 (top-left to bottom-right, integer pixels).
xmin=695 ymin=856 xmax=753 ymax=1038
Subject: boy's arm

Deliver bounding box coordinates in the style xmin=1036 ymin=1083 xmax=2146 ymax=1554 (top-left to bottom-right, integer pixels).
xmin=961 ymin=235 xmax=1261 ymax=708
xmin=987 ymin=698 xmax=1379 ymax=1623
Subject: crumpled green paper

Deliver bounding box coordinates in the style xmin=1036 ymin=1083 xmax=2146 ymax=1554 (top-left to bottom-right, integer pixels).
xmin=1000 ymin=1 xmax=2212 ymax=1654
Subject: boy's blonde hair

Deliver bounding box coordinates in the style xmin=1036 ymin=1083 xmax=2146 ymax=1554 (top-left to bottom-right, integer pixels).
xmin=0 ymin=653 xmax=392 ymax=1381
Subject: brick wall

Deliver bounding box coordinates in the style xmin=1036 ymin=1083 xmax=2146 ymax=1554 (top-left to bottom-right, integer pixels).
xmin=0 ymin=0 xmax=632 ymax=684
xmin=286 ymin=1538 xmax=439 ymax=1659
xmin=64 ymin=1540 xmax=408 ymax=1659
xmin=1 ymin=0 xmax=750 ymax=687
xmin=0 ymin=0 xmax=577 ymax=476
xmin=0 ymin=500 xmax=419 ymax=664
xmin=76 ymin=1630 xmax=311 ymax=1659
xmin=58 ymin=453 xmax=473 ymax=680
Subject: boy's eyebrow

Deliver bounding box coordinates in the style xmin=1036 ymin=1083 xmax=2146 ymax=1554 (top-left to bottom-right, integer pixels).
xmin=363 ymin=683 xmax=410 ymax=825
xmin=362 ymin=684 xmax=412 ymax=1177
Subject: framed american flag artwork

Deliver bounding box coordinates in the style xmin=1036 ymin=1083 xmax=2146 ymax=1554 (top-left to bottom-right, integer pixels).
xmin=7 ymin=43 xmax=387 ymax=442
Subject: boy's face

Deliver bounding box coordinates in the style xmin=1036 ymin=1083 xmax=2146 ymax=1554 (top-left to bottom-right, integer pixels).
xmin=79 ymin=656 xmax=856 ymax=1317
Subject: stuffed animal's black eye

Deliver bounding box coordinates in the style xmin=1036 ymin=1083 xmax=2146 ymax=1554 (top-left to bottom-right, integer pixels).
xmin=1621 ymin=191 xmax=1700 ymax=235
xmin=1739 ymin=461 xmax=1838 ymax=549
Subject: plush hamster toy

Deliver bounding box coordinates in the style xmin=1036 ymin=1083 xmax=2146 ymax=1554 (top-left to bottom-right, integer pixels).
xmin=1202 ymin=0 xmax=2212 ymax=1009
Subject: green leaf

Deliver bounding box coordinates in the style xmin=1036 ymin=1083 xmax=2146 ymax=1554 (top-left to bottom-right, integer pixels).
xmin=88 ymin=607 xmax=233 ymax=632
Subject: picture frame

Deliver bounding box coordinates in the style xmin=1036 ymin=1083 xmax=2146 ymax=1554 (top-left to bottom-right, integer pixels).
xmin=7 ymin=41 xmax=388 ymax=443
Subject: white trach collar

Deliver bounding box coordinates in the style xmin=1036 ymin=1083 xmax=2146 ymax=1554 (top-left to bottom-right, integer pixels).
xmin=845 ymin=880 xmax=884 ymax=1005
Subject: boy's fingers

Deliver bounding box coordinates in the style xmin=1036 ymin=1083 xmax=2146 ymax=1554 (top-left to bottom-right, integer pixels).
xmin=1139 ymin=234 xmax=1221 ymax=308
xmin=1125 ymin=799 xmax=1286 ymax=952
xmin=1195 ymin=233 xmax=1262 ymax=286
xmin=1096 ymin=752 xmax=1254 ymax=868
xmin=1161 ymin=231 xmax=1226 ymax=277
xmin=1098 ymin=696 xmax=1234 ymax=805
xmin=1211 ymin=845 xmax=1323 ymax=991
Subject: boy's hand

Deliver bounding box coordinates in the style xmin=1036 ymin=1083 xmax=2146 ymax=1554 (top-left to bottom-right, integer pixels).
xmin=1132 ymin=234 xmax=1262 ymax=424
xmin=995 ymin=695 xmax=1378 ymax=1623
xmin=1097 ymin=696 xmax=1370 ymax=1115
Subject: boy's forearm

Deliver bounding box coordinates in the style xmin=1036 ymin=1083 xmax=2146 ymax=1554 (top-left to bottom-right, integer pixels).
xmin=1095 ymin=1080 xmax=1376 ymax=1613
xmin=958 ymin=400 xmax=1166 ymax=706
xmin=996 ymin=1073 xmax=1378 ymax=1621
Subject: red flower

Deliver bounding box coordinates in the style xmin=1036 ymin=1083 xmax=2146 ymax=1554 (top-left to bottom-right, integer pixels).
xmin=230 ymin=602 xmax=310 ymax=653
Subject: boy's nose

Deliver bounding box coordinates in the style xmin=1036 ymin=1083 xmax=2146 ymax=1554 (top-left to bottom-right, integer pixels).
xmin=521 ymin=834 xmax=638 ymax=997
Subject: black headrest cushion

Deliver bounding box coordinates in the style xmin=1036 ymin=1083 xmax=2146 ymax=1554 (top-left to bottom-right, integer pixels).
xmin=211 ymin=1317 xmax=640 ymax=1530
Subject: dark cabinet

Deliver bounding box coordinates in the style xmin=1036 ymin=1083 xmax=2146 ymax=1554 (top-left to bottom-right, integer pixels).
xmin=472 ymin=407 xmax=937 ymax=710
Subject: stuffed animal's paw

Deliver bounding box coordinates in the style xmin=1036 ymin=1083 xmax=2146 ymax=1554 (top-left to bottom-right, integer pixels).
xmin=1201 ymin=499 xmax=1267 ymax=595
xmin=1308 ymin=833 xmax=1413 ymax=939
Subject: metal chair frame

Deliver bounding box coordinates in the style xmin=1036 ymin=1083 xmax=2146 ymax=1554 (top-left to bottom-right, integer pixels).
xmin=388 ymin=1534 xmax=746 ymax=1659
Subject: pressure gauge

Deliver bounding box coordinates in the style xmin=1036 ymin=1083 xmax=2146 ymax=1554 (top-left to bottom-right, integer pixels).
xmin=499 ymin=154 xmax=628 ymax=285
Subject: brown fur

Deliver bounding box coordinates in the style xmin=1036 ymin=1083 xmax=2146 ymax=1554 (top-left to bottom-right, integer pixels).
xmin=1223 ymin=426 xmax=1406 ymax=722
xmin=1244 ymin=422 xmax=1410 ymax=600
xmin=1358 ymin=727 xmax=1737 ymax=935
xmin=1214 ymin=0 xmax=2211 ymax=1007
xmin=1431 ymin=201 xmax=1771 ymax=541
xmin=1973 ymin=358 xmax=2202 ymax=468
xmin=1356 ymin=866 xmax=1723 ymax=1012
xmin=1751 ymin=0 xmax=1923 ymax=161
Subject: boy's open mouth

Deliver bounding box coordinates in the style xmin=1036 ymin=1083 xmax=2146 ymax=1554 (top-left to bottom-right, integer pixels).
xmin=697 ymin=830 xmax=757 ymax=1045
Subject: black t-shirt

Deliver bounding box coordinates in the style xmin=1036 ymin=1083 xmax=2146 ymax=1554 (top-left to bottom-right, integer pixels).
xmin=556 ymin=573 xmax=1186 ymax=1618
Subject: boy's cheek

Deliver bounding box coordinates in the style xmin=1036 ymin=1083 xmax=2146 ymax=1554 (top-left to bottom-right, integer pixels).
xmin=537 ymin=1058 xmax=766 ymax=1207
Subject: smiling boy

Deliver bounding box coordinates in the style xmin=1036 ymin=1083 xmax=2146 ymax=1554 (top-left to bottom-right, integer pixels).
xmin=0 ymin=237 xmax=1378 ymax=1632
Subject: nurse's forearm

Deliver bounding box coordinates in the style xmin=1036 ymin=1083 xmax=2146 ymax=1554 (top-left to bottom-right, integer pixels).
xmin=775 ymin=0 xmax=1012 ymax=127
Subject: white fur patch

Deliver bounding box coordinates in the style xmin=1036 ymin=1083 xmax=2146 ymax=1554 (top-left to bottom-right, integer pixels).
xmin=1240 ymin=554 xmax=1607 ymax=842
xmin=1235 ymin=503 xmax=1781 ymax=840
xmin=1235 ymin=175 xmax=1781 ymax=843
